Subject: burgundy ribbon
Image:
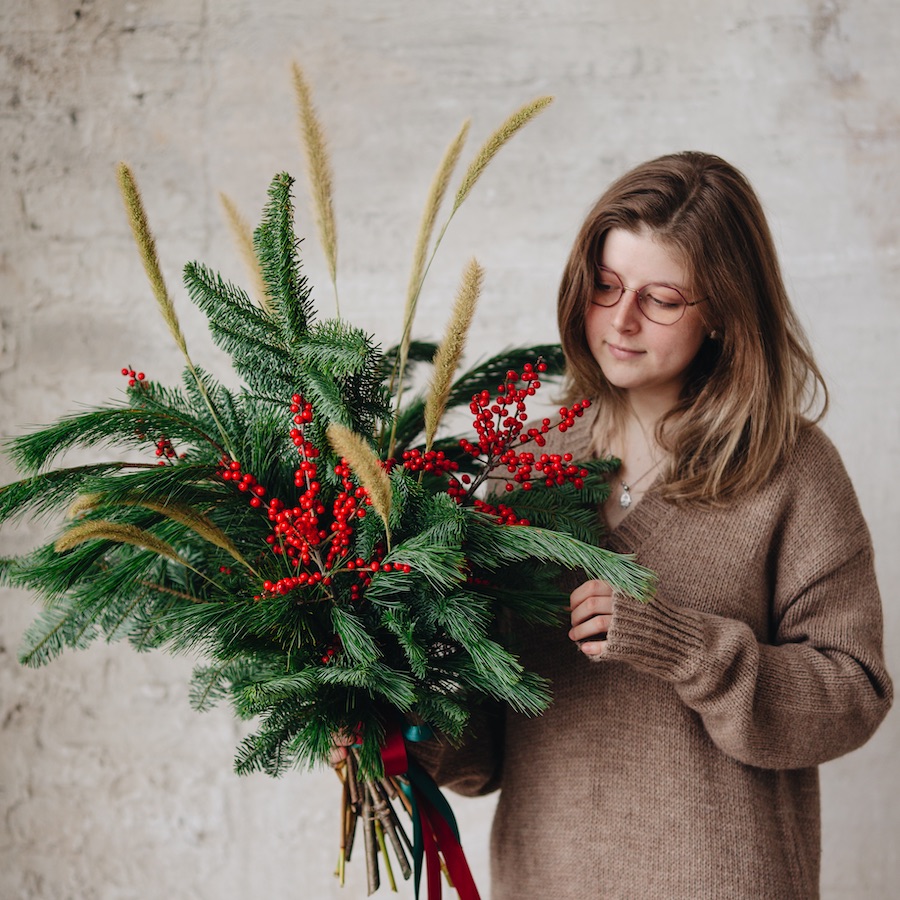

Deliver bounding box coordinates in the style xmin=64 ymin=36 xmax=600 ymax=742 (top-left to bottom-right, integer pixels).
xmin=381 ymin=725 xmax=481 ymax=900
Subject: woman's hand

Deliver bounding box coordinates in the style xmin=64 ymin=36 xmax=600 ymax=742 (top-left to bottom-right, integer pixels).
xmin=330 ymin=731 xmax=355 ymax=766
xmin=568 ymin=578 xmax=615 ymax=658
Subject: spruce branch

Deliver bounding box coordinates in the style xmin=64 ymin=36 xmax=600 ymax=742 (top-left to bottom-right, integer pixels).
xmin=219 ymin=192 xmax=271 ymax=313
xmin=423 ymin=258 xmax=483 ymax=453
xmin=291 ymin=62 xmax=339 ymax=317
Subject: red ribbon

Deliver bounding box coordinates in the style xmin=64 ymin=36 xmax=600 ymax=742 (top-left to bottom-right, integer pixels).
xmin=380 ymin=724 xmax=481 ymax=900
xmin=417 ymin=789 xmax=481 ymax=900
xmin=381 ymin=725 xmax=409 ymax=777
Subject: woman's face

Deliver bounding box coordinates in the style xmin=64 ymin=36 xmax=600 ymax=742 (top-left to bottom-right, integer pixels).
xmin=585 ymin=226 xmax=708 ymax=409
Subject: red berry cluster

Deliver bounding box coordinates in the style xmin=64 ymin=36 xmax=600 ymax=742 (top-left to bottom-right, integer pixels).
xmin=472 ymin=497 xmax=530 ymax=526
xmin=502 ymin=451 xmax=588 ymax=492
xmin=220 ymin=459 xmax=267 ymax=507
xmin=120 ymin=366 xmax=146 ymax=388
xmin=217 ymin=393 xmax=411 ymax=607
xmin=122 ymin=367 xmax=187 ymax=465
xmin=399 ymin=448 xmax=459 ymax=476
xmin=437 ymin=361 xmax=592 ymax=515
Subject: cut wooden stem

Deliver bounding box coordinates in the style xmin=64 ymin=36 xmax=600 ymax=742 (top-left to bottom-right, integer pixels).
xmin=368 ymin=780 xmax=412 ymax=880
xmin=362 ymin=786 xmax=380 ymax=895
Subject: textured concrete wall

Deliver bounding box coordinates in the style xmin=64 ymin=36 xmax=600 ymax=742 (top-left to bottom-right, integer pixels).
xmin=1 ymin=1 xmax=897 ymax=897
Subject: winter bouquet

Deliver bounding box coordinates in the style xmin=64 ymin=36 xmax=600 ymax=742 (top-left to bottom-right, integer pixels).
xmin=0 ymin=67 xmax=654 ymax=897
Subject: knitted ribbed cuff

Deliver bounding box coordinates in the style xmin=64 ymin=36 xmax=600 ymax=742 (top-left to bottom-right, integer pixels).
xmin=604 ymin=592 xmax=707 ymax=683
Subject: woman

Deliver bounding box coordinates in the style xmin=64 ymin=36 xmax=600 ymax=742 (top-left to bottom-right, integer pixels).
xmin=413 ymin=151 xmax=893 ymax=898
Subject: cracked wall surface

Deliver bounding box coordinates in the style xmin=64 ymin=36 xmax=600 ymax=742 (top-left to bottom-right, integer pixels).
xmin=1 ymin=1 xmax=898 ymax=897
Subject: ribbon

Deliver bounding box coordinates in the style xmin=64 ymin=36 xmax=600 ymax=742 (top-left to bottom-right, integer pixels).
xmin=380 ymin=723 xmax=482 ymax=900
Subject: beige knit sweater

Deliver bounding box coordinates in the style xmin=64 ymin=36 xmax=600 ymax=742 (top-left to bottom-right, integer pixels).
xmin=412 ymin=416 xmax=892 ymax=899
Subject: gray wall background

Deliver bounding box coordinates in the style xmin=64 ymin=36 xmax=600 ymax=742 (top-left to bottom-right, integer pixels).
xmin=1 ymin=1 xmax=897 ymax=897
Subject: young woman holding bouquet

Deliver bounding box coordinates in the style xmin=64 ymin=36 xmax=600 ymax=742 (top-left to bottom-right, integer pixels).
xmin=412 ymin=151 xmax=892 ymax=898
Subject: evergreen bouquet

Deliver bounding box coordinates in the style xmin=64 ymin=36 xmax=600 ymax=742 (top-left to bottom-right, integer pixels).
xmin=0 ymin=67 xmax=654 ymax=898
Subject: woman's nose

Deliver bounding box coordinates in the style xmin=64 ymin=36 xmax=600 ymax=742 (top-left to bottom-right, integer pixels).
xmin=611 ymin=288 xmax=642 ymax=331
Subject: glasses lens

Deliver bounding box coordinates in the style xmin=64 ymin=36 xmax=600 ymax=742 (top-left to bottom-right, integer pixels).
xmin=594 ymin=268 xmax=623 ymax=307
xmin=638 ymin=285 xmax=687 ymax=325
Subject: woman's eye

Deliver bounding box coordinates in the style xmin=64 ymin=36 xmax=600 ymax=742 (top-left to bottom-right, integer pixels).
xmin=644 ymin=290 xmax=682 ymax=310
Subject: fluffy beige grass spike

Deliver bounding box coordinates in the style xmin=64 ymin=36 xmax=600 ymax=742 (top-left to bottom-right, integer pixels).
xmin=219 ymin=192 xmax=271 ymax=314
xmin=424 ymin=258 xmax=484 ymax=452
xmin=55 ymin=521 xmax=189 ymax=566
xmin=116 ymin=162 xmax=188 ymax=357
xmin=292 ymin=61 xmax=339 ymax=316
xmin=326 ymin=424 xmax=393 ymax=545
xmin=453 ymin=95 xmax=553 ymax=213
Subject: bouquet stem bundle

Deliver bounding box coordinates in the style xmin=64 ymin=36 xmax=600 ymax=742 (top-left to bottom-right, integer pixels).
xmin=0 ymin=65 xmax=655 ymax=897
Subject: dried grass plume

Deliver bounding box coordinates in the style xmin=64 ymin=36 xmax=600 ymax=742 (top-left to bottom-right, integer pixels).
xmin=453 ymin=95 xmax=553 ymax=213
xmin=55 ymin=521 xmax=189 ymax=566
xmin=116 ymin=162 xmax=188 ymax=357
xmin=326 ymin=424 xmax=393 ymax=542
xmin=219 ymin=192 xmax=271 ymax=314
xmin=292 ymin=62 xmax=339 ymax=314
xmin=424 ymin=259 xmax=483 ymax=451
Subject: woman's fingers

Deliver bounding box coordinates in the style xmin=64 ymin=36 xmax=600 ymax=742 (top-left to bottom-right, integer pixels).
xmin=568 ymin=579 xmax=615 ymax=656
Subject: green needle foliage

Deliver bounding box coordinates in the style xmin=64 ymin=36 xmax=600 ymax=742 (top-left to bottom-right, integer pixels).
xmin=1 ymin=94 xmax=656 ymax=785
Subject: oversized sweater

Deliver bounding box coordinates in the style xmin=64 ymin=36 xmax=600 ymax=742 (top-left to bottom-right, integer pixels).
xmin=412 ymin=415 xmax=893 ymax=899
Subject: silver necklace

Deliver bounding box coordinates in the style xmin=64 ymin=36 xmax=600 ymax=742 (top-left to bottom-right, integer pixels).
xmin=618 ymin=460 xmax=662 ymax=509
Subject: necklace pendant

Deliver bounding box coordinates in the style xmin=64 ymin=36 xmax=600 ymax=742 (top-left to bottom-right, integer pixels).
xmin=619 ymin=484 xmax=632 ymax=509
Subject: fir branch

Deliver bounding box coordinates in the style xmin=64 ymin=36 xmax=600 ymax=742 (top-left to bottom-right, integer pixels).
xmin=219 ymin=192 xmax=271 ymax=313
xmin=319 ymin=662 xmax=417 ymax=710
xmin=291 ymin=62 xmax=339 ymax=316
xmin=252 ymin=173 xmax=315 ymax=339
xmin=423 ymin=258 xmax=483 ymax=452
xmin=17 ymin=602 xmax=100 ymax=668
xmin=237 ymin=670 xmax=322 ymax=712
xmin=468 ymin=517 xmax=656 ymax=601
xmin=6 ymin=407 xmax=225 ymax=474
xmin=0 ymin=463 xmax=147 ymax=526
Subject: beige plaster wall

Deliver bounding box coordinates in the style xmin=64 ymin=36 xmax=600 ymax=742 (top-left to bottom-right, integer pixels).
xmin=1 ymin=1 xmax=897 ymax=897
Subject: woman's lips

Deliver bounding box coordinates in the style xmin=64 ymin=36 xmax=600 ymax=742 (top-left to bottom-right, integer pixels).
xmin=606 ymin=342 xmax=644 ymax=360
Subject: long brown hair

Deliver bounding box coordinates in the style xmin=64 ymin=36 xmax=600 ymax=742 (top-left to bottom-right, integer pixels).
xmin=558 ymin=151 xmax=827 ymax=503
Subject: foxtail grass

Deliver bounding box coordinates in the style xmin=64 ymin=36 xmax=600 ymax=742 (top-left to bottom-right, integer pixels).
xmin=326 ymin=424 xmax=392 ymax=546
xmin=116 ymin=163 xmax=236 ymax=460
xmin=292 ymin=62 xmax=339 ymax=317
xmin=424 ymin=259 xmax=483 ymax=452
xmin=387 ymin=96 xmax=553 ymax=452
xmin=116 ymin=163 xmax=188 ymax=357
xmin=219 ymin=192 xmax=271 ymax=314
xmin=55 ymin=521 xmax=189 ymax=565
xmin=452 ymin=96 xmax=553 ymax=213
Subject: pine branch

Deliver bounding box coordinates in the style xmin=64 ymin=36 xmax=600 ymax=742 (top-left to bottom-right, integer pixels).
xmin=254 ymin=173 xmax=315 ymax=338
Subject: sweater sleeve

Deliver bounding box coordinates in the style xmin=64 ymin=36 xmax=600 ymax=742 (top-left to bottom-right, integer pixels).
xmin=405 ymin=702 xmax=505 ymax=797
xmin=603 ymin=435 xmax=893 ymax=770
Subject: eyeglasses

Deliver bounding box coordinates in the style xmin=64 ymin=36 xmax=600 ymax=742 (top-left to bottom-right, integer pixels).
xmin=591 ymin=266 xmax=706 ymax=326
